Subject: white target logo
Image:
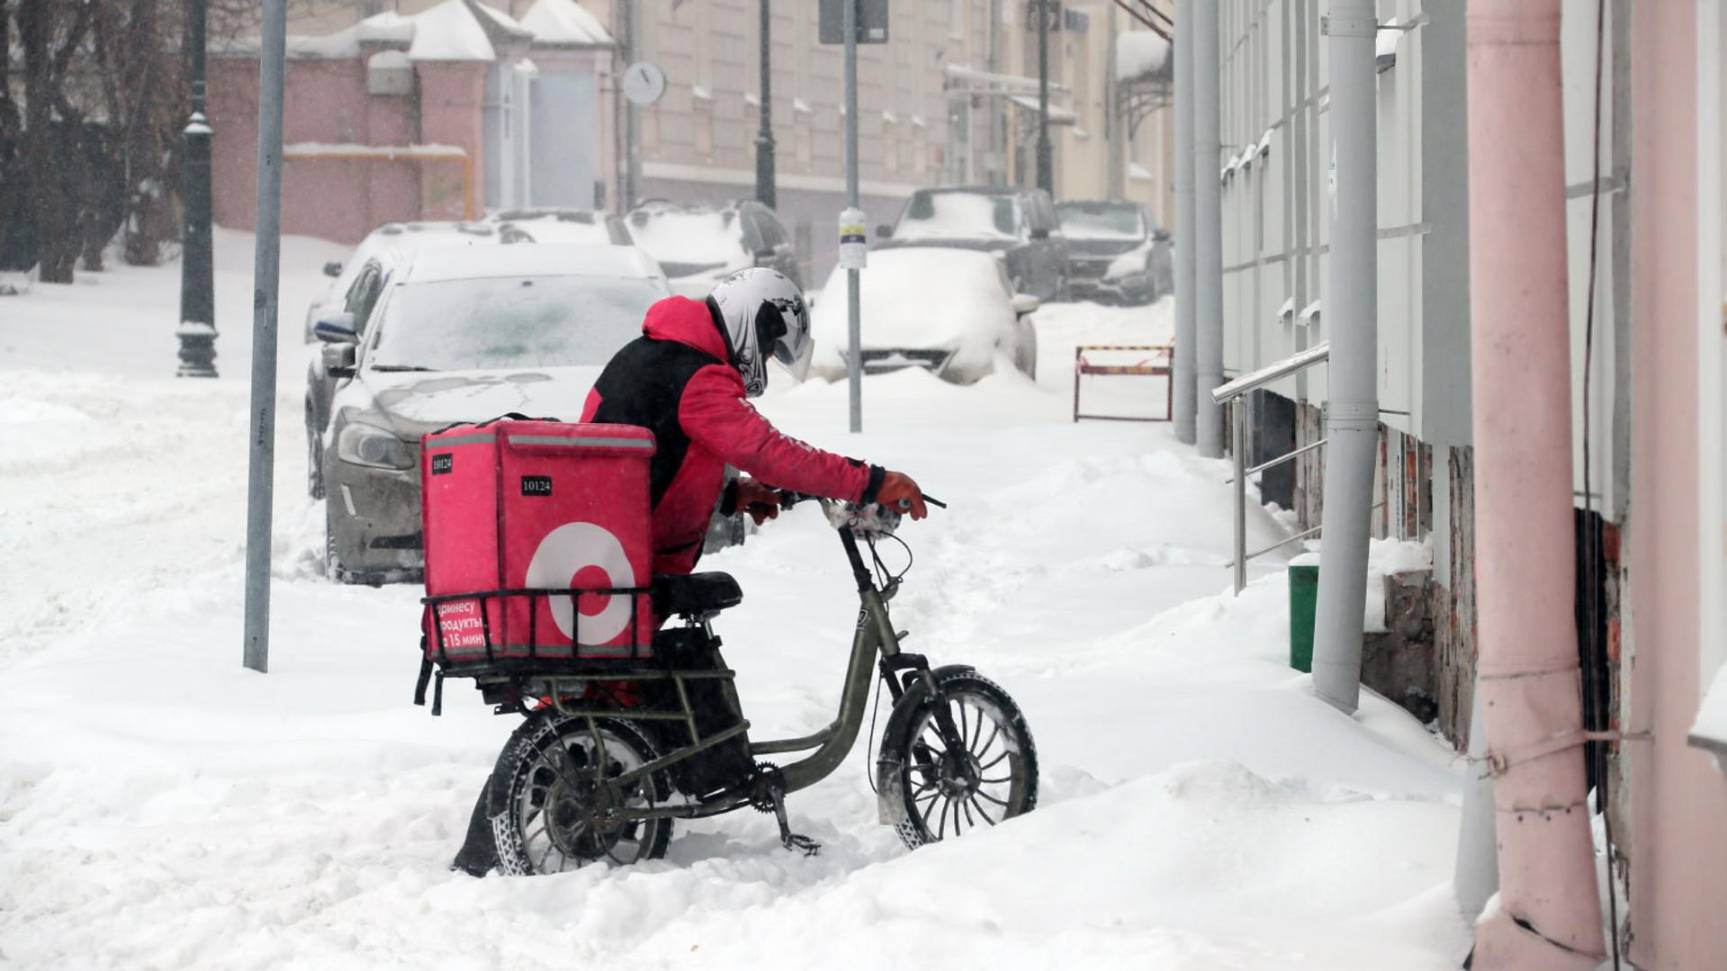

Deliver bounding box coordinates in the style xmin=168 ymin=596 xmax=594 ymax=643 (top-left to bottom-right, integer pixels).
xmin=524 ymin=522 xmax=637 ymax=646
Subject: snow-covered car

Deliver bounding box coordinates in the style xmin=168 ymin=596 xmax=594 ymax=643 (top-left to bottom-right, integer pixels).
xmin=301 ymin=220 xmax=498 ymax=344
xmin=808 ymin=247 xmax=1039 ymax=384
xmin=487 ymin=208 xmax=632 ymax=246
xmin=623 ymin=199 xmax=801 ymax=298
xmin=874 ymin=186 xmax=1069 ymax=302
xmin=313 ymin=244 xmax=669 ymax=584
xmin=1056 ymin=200 xmax=1173 ymax=305
xmin=303 ymin=222 xmax=503 ymax=498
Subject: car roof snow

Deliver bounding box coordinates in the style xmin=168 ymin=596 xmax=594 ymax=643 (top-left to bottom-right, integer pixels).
xmin=402 ymin=243 xmax=663 ymax=282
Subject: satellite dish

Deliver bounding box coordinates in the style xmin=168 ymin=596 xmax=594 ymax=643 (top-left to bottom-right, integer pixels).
xmin=623 ymin=62 xmax=667 ymax=107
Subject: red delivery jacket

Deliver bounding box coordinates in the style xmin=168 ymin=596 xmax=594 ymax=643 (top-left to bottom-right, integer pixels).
xmin=582 ymin=295 xmax=882 ymax=575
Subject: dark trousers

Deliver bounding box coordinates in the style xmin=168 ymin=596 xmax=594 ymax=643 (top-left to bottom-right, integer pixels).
xmin=450 ymin=773 xmax=499 ymax=877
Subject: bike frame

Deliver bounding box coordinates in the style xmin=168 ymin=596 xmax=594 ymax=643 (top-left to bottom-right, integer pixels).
xmin=530 ymin=507 xmax=944 ymax=824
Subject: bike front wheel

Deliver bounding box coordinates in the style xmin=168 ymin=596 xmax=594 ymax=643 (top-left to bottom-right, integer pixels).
xmin=879 ymin=669 xmax=1038 ymax=849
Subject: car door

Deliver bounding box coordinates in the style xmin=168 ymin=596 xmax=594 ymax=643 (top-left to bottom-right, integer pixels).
xmin=310 ymin=263 xmax=383 ymax=436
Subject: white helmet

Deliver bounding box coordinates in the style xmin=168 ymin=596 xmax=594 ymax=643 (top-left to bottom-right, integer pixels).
xmin=707 ymin=267 xmax=811 ymax=397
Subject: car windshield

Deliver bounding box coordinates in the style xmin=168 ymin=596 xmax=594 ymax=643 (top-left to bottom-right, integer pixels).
xmin=366 ymin=275 xmax=662 ymax=371
xmin=894 ymin=192 xmax=1020 ymax=240
xmin=1057 ymin=204 xmax=1145 ymax=240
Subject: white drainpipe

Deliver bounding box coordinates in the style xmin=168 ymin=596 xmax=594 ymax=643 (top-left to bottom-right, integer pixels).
xmin=1309 ymin=0 xmax=1379 ymax=714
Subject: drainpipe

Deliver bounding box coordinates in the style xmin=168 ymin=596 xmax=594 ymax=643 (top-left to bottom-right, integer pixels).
xmin=1465 ymin=2 xmax=1605 ymax=968
xmin=1308 ymin=0 xmax=1377 ymax=714
xmin=1172 ymin=0 xmax=1196 ymax=444
xmin=1191 ymin=0 xmax=1223 ymax=457
xmin=1454 ymin=682 xmax=1499 ymax=920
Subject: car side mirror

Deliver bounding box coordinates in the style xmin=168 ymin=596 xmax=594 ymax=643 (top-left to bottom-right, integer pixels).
xmin=322 ymin=342 xmax=357 ymax=378
xmin=1010 ymin=293 xmax=1041 ymax=316
xmin=876 ymin=224 xmax=892 ymax=238
xmin=1028 ymin=227 xmax=1050 ymax=240
xmin=314 ymin=311 xmax=359 ymax=343
xmin=323 ymin=261 xmax=344 ymax=278
xmin=1153 ymin=229 xmax=1172 ymax=243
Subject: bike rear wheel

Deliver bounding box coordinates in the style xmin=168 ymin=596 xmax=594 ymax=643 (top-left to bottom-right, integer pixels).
xmin=488 ymin=712 xmax=673 ymax=875
xmin=881 ymin=669 xmax=1038 ymax=849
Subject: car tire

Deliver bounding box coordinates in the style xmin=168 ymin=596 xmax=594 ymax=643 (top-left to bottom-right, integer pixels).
xmin=1013 ymin=324 xmax=1038 ymax=379
xmin=307 ymin=415 xmax=325 ymax=500
xmin=325 ymin=503 xmax=357 ymax=585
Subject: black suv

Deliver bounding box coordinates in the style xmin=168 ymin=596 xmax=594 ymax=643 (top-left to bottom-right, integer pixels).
xmin=875 ymin=185 xmax=1069 ymax=301
xmin=1056 ymin=200 xmax=1172 ymax=305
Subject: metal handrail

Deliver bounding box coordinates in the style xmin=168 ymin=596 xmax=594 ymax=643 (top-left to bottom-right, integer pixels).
xmin=1225 ymin=436 xmax=1328 ymax=484
xmin=1216 ymin=342 xmax=1333 ymax=593
xmin=1212 ymin=341 xmax=1330 ymax=404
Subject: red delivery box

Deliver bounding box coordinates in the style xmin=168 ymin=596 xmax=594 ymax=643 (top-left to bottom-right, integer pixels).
xmin=419 ymin=419 xmax=657 ymax=664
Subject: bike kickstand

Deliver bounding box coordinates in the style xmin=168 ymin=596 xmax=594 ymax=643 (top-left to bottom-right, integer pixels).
xmin=768 ymin=784 xmax=821 ymax=856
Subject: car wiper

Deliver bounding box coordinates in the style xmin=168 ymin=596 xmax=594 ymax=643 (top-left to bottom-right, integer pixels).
xmin=369 ymin=364 xmax=439 ymax=372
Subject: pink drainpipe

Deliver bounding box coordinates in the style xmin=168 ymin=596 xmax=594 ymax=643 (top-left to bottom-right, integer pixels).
xmin=1464 ymin=2 xmax=1606 ymax=968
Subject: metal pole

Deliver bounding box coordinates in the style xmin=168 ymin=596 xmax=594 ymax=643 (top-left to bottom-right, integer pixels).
xmin=844 ymin=0 xmax=861 ymax=433
xmin=1232 ymin=402 xmax=1247 ymax=593
xmin=1172 ymin=0 xmax=1196 ymax=444
xmin=623 ymin=0 xmax=639 ymax=210
xmin=1035 ymin=0 xmax=1054 ymax=194
xmin=754 ymin=0 xmax=776 ymax=208
xmin=242 ymin=0 xmax=286 ymax=674
xmin=1309 ymin=0 xmax=1378 ymax=714
xmin=987 ymin=0 xmax=1002 ymax=184
xmin=1192 ymin=0 xmax=1224 ymax=457
xmin=1104 ymin=2 xmax=1121 ymax=198
xmin=175 ymin=0 xmax=216 ymax=378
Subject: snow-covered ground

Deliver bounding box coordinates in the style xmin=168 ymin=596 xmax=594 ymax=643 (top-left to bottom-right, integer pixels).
xmin=0 ymin=236 xmax=1470 ymax=969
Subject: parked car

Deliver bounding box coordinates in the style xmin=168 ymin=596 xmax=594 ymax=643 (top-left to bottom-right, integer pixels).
xmin=623 ymin=199 xmax=801 ymax=297
xmin=874 ymin=185 xmax=1069 ymax=301
xmin=310 ymin=244 xmax=670 ymax=584
xmin=303 ymin=223 xmax=506 ymax=498
xmin=807 ymin=247 xmax=1039 ymax=384
xmin=487 ymin=207 xmax=632 ymax=246
xmin=1056 ymin=200 xmax=1173 ymax=305
xmin=302 ymin=221 xmax=497 ymax=344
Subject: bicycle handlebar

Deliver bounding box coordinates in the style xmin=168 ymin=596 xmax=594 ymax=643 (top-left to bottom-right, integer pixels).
xmin=773 ymin=490 xmax=946 ymax=512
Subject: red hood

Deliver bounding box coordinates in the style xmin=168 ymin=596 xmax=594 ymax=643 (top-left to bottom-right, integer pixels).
xmin=643 ymin=296 xmax=731 ymax=363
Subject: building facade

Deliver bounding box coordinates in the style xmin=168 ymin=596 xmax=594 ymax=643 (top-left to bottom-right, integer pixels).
xmin=256 ymin=0 xmax=1178 ymax=273
xmin=1211 ymin=0 xmax=1727 ymax=964
xmin=209 ymin=0 xmax=614 ymax=244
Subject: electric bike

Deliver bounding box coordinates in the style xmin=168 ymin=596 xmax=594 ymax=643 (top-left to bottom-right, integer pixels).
xmin=423 ymin=494 xmax=1038 ymax=874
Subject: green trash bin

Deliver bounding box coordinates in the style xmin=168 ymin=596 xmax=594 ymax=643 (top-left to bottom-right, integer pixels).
xmin=1288 ymin=564 xmax=1319 ymax=673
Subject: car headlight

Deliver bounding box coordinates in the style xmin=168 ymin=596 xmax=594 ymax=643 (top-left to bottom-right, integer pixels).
xmin=337 ymin=421 xmax=415 ymax=470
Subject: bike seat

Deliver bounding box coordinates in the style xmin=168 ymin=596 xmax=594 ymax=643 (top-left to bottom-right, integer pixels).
xmin=653 ymin=572 xmax=743 ymax=618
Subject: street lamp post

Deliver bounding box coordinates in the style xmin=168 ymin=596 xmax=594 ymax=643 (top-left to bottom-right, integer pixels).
xmin=755 ymin=0 xmax=776 ymax=208
xmin=1035 ymin=0 xmax=1054 ymax=194
xmin=176 ymin=0 xmax=217 ymax=378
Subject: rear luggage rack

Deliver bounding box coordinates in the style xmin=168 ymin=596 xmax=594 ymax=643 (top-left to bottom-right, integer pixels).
xmin=421 ymin=584 xmax=654 ymax=668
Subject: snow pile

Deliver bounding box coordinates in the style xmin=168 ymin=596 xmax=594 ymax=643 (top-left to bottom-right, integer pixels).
xmin=1 ymin=241 xmax=1470 ymax=969
xmin=521 ymin=0 xmax=614 ymax=46
xmin=1117 ymin=30 xmax=1173 ymax=83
